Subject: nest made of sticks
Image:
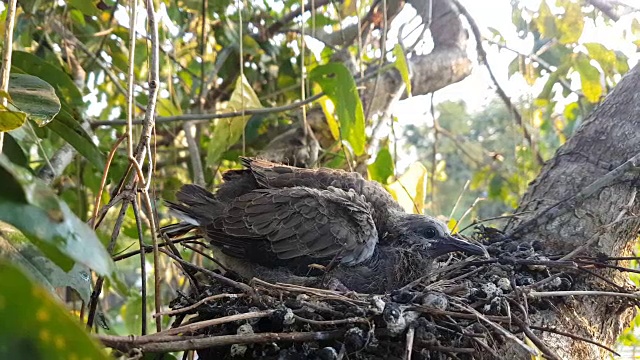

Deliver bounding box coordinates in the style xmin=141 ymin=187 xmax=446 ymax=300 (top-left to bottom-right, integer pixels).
xmin=102 ymin=226 xmax=639 ymax=359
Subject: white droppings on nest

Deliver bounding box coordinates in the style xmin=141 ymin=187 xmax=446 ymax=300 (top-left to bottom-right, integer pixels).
xmin=496 ymin=277 xmax=512 ymax=291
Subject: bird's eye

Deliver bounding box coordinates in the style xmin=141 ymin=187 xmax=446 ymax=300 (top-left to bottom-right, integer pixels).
xmin=423 ymin=226 xmax=438 ymax=239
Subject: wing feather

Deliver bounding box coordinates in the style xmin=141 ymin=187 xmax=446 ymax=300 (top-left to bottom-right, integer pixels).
xmin=204 ymin=186 xmax=378 ymax=266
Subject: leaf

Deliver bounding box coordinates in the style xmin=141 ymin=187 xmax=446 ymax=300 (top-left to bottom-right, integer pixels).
xmin=387 ymin=162 xmax=428 ymax=214
xmin=11 ymin=51 xmax=84 ymax=109
xmin=67 ymin=0 xmax=101 ymax=16
xmin=392 ymin=44 xmax=412 ymax=97
xmin=0 ymin=108 xmax=27 ymax=131
xmin=121 ymin=293 xmax=145 ymax=335
xmin=368 ymin=146 xmax=394 ymax=184
xmin=46 ymin=106 xmax=105 ymax=169
xmin=0 ymin=260 xmax=110 ymax=360
xmin=7 ymin=73 xmax=61 ymax=126
xmin=535 ymin=0 xmax=557 ymax=39
xmin=206 ymin=75 xmax=263 ymax=167
xmin=0 ymin=155 xmax=115 ymax=277
xmin=573 ymin=55 xmax=603 ymax=103
xmin=0 ymin=226 xmax=91 ymax=303
xmin=310 ymin=63 xmax=365 ymax=156
xmin=507 ymin=55 xmax=523 ymax=78
xmin=556 ymin=1 xmax=584 ymax=44
xmin=313 ymin=84 xmax=340 ymax=140
xmin=584 ymin=43 xmax=616 ymax=76
xmin=1 ymin=133 xmax=28 ymax=167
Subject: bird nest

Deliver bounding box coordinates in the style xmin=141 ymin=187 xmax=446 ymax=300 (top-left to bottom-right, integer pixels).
xmin=103 ymin=226 xmax=634 ymax=359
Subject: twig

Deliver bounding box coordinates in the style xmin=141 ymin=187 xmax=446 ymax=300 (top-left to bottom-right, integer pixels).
xmin=87 ymin=201 xmax=131 ymax=329
xmin=154 ymin=293 xmax=245 ymax=318
xmin=0 ymin=0 xmax=17 ymax=154
xmin=98 ymin=329 xmax=346 ymax=353
xmin=529 ymin=325 xmax=620 ymax=356
xmin=404 ymin=326 xmax=415 ymax=360
xmin=90 ymin=134 xmax=126 ymax=228
xmin=131 ymin=197 xmax=148 ymax=335
xmin=182 ymin=122 xmax=205 ymax=186
xmin=92 ymin=93 xmax=322 ymax=127
xmin=140 ymin=0 xmax=162 ymax=332
xmin=180 ymin=242 xmax=234 ymax=274
xmin=527 ymin=290 xmax=640 ymax=299
xmin=516 ymin=319 xmax=561 ymax=360
xmin=160 ymin=249 xmax=255 ymax=295
xmin=292 ymin=314 xmax=369 ymax=326
xmin=112 ymin=236 xmax=201 ymax=261
xmin=265 ymin=0 xmax=333 ymax=37
xmin=451 ymin=302 xmax=539 ymax=356
xmin=251 ymin=278 xmax=367 ymax=305
xmin=149 ymin=310 xmax=275 ymax=337
xmin=506 ymin=152 xmax=640 ymax=238
xmin=91 ymin=63 xmax=396 ymax=128
xmin=452 ymin=0 xmax=544 ymax=166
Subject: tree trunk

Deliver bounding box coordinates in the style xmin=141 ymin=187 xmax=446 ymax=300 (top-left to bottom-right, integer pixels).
xmin=499 ymin=63 xmax=640 ymax=358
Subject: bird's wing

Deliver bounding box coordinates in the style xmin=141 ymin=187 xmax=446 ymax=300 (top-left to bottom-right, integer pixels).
xmin=204 ymin=186 xmax=378 ymax=266
xmin=240 ymin=157 xmax=404 ymax=213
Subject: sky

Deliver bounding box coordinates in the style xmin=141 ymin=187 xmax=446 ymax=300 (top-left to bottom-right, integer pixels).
xmin=388 ymin=0 xmax=640 ymax=170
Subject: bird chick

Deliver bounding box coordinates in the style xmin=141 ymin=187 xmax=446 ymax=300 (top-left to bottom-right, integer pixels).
xmin=163 ymin=157 xmax=486 ymax=293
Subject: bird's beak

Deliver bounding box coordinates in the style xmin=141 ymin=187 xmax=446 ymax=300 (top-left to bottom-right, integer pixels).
xmin=432 ymin=235 xmax=487 ymax=258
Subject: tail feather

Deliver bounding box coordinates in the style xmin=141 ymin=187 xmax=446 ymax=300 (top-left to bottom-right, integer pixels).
xmin=163 ymin=184 xmax=222 ymax=231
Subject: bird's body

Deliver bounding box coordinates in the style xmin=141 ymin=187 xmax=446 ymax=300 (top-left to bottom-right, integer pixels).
xmin=164 ymin=157 xmax=484 ymax=293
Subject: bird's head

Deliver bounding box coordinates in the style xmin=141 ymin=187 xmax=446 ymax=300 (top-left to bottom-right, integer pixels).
xmin=389 ymin=213 xmax=487 ymax=258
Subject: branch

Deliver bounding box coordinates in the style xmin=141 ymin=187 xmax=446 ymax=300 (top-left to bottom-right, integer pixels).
xmin=98 ymin=330 xmax=346 ymax=353
xmin=452 ymin=0 xmax=544 ymax=166
xmin=0 ymin=0 xmax=18 ymax=154
xmin=265 ymin=0 xmax=335 ymax=38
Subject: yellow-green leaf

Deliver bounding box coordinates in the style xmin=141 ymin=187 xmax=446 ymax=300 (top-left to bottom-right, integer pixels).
xmin=392 ymin=44 xmax=412 ymax=97
xmin=387 ymin=162 xmax=428 ymax=214
xmin=313 ymin=83 xmax=340 ymax=140
xmin=535 ymin=1 xmax=557 ymax=39
xmin=556 ymin=1 xmax=584 ymax=44
xmin=310 ymin=63 xmax=365 ymax=156
xmin=584 ymin=43 xmax=616 ymax=76
xmin=0 ymin=109 xmax=27 ymax=131
xmin=368 ymin=145 xmax=394 ymax=184
xmin=206 ymin=75 xmax=263 ymax=167
xmin=573 ymin=55 xmax=603 ymax=103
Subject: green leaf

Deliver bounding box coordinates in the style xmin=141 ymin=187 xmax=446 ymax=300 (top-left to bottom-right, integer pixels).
xmin=46 ymin=106 xmax=105 ymax=169
xmin=121 ymin=293 xmax=145 ymax=335
xmin=0 ymin=260 xmax=110 ymax=360
xmin=11 ymin=51 xmax=84 ymax=110
xmin=392 ymin=44 xmax=412 ymax=97
xmin=488 ymin=176 xmax=507 ymax=200
xmin=368 ymin=146 xmax=394 ymax=184
xmin=206 ymin=75 xmax=263 ymax=167
xmin=1 ymin=133 xmax=29 ymax=167
xmin=507 ymin=55 xmax=523 ymax=78
xmin=573 ymin=55 xmax=603 ymax=103
xmin=0 ymin=155 xmax=114 ymax=277
xmin=556 ymin=1 xmax=584 ymax=44
xmin=310 ymin=63 xmax=365 ymax=156
xmin=0 ymin=226 xmax=91 ymax=303
xmin=8 ymin=73 xmax=61 ymax=126
xmin=67 ymin=0 xmax=101 ymax=16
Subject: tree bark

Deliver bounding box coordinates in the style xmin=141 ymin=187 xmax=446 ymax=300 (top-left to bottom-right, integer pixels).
xmin=500 ymin=63 xmax=640 ymax=358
